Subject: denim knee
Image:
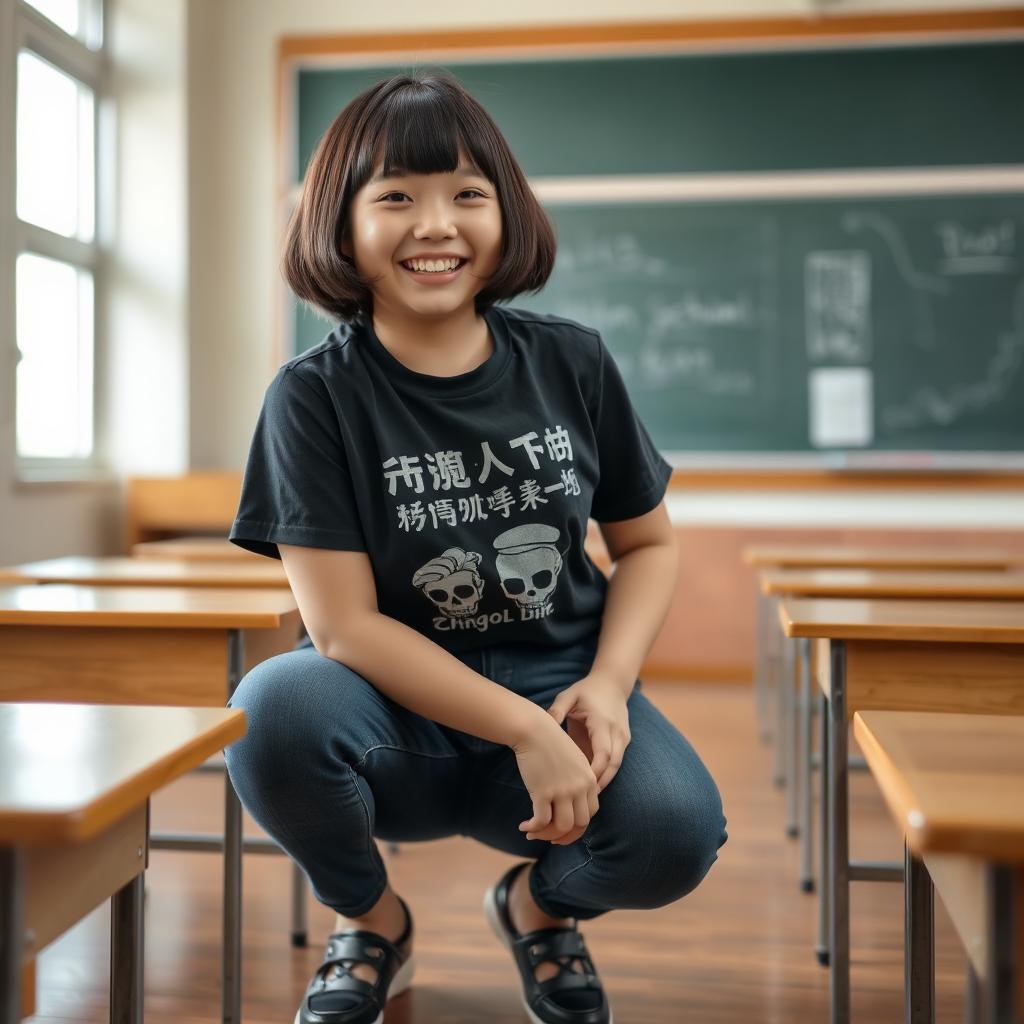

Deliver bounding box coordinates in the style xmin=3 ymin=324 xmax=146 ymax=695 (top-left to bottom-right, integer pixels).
xmin=594 ymin=774 xmax=727 ymax=911
xmin=224 ymin=649 xmax=326 ymax=798
xmin=642 ymin=782 xmax=727 ymax=908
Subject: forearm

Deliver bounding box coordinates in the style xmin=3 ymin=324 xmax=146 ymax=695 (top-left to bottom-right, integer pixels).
xmin=591 ymin=542 xmax=679 ymax=699
xmin=326 ymin=612 xmax=546 ymax=748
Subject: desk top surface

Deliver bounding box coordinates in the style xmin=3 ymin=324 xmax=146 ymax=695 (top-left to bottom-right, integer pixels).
xmin=779 ymin=596 xmax=1024 ymax=643
xmin=0 ymin=556 xmax=288 ymax=588
xmin=0 ymin=584 xmax=298 ymax=628
xmin=743 ymin=544 xmax=1013 ymax=570
xmin=762 ymin=567 xmax=1024 ymax=598
xmin=132 ymin=538 xmax=261 ymax=561
xmin=854 ymin=709 xmax=1024 ymax=860
xmin=0 ymin=703 xmax=246 ymax=843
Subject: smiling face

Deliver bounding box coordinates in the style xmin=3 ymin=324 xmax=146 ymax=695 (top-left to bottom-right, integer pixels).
xmin=341 ymin=150 xmax=503 ymax=323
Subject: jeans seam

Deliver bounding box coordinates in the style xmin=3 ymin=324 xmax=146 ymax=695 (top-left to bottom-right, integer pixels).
xmin=552 ymin=835 xmax=594 ymax=891
xmin=356 ymin=744 xmax=460 ymax=769
xmin=344 ymin=760 xmax=388 ymax=915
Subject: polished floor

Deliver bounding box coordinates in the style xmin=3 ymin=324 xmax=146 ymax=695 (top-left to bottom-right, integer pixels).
xmin=25 ymin=681 xmax=970 ymax=1023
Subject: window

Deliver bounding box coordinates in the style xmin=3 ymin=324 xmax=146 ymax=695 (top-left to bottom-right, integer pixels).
xmin=7 ymin=0 xmax=107 ymax=475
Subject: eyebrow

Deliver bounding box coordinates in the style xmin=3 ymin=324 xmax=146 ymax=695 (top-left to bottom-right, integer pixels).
xmin=368 ymin=163 xmax=484 ymax=186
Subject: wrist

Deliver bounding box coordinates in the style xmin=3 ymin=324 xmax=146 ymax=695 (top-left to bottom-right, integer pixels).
xmin=506 ymin=699 xmax=560 ymax=749
xmin=588 ymin=664 xmax=636 ymax=700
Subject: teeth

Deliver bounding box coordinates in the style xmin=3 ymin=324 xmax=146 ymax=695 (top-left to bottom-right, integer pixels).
xmin=405 ymin=258 xmax=461 ymax=272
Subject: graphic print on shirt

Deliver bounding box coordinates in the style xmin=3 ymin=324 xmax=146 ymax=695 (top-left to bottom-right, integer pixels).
xmin=411 ymin=547 xmax=486 ymax=621
xmin=390 ymin=423 xmax=579 ymax=636
xmin=410 ymin=524 xmax=568 ymax=634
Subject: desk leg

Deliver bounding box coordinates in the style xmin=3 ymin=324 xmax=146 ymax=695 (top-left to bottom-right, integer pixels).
xmin=828 ymin=640 xmax=850 ymax=1024
xmin=904 ymin=842 xmax=934 ymax=1024
xmin=1 ymin=848 xmax=24 ymax=1024
xmin=982 ymin=865 xmax=1017 ymax=1024
xmin=799 ymin=638 xmax=814 ymax=892
xmin=755 ymin=583 xmax=770 ymax=743
xmin=784 ymin=636 xmax=798 ymax=838
xmin=223 ymin=630 xmax=245 ymax=1024
xmin=111 ymin=870 xmax=145 ymax=1024
xmin=772 ymin=597 xmax=785 ymax=787
xmin=817 ymin=688 xmax=830 ymax=967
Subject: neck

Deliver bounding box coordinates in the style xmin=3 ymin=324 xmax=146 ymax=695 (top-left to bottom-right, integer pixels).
xmin=371 ymin=302 xmax=492 ymax=376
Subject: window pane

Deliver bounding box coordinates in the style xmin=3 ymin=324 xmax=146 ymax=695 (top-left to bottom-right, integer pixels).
xmin=17 ymin=50 xmax=95 ymax=240
xmin=16 ymin=253 xmax=94 ymax=459
xmin=22 ymin=0 xmax=79 ymax=36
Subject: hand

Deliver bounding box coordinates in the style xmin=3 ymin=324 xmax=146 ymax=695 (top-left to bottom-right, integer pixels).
xmin=513 ymin=712 xmax=600 ymax=848
xmin=546 ymin=671 xmax=632 ymax=794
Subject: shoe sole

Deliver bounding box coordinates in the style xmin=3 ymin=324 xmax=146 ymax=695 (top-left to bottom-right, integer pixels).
xmin=292 ymin=949 xmax=415 ymax=1024
xmin=482 ymin=881 xmax=613 ymax=1024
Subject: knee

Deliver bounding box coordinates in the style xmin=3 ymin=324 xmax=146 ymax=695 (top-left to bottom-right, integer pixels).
xmin=224 ymin=649 xmax=334 ymax=789
xmin=602 ymin=778 xmax=728 ymax=910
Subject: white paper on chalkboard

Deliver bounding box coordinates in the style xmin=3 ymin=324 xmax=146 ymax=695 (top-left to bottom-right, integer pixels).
xmin=808 ymin=367 xmax=873 ymax=448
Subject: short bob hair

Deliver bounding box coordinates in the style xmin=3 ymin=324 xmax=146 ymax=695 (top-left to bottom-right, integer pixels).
xmin=282 ymin=69 xmax=557 ymax=323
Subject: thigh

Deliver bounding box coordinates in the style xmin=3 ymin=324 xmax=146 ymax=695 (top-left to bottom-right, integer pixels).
xmin=226 ymin=646 xmax=477 ymax=841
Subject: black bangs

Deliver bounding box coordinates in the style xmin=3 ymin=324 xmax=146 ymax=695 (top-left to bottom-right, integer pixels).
xmin=353 ymin=79 xmax=492 ymax=191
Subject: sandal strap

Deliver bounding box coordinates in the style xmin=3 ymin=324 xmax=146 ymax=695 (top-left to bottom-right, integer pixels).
xmin=511 ymin=926 xmax=601 ymax=1000
xmin=311 ymin=930 xmax=403 ymax=1000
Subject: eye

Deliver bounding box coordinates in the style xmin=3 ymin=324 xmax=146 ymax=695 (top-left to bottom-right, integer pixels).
xmin=379 ymin=192 xmax=409 ymax=203
xmin=458 ymin=189 xmax=486 ymax=199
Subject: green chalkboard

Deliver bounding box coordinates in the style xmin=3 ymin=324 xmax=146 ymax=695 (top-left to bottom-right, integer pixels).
xmin=287 ymin=39 xmax=1024 ymax=464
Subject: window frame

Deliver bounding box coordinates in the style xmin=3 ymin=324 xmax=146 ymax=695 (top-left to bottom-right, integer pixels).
xmin=5 ymin=0 xmax=111 ymax=482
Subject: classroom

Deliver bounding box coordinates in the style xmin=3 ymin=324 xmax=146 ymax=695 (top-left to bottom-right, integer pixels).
xmin=2 ymin=1 xmax=1024 ymax=1023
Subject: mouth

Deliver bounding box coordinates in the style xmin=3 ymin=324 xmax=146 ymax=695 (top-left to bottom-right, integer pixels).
xmin=399 ymin=258 xmax=469 ymax=283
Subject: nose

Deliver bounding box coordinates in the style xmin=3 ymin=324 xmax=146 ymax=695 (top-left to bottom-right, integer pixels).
xmin=412 ymin=196 xmax=458 ymax=240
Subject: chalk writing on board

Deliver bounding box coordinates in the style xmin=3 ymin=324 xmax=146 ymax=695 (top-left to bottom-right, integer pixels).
xmin=936 ymin=219 xmax=1017 ymax=275
xmin=843 ymin=210 xmax=948 ymax=353
xmin=881 ymin=280 xmax=1024 ymax=430
xmin=805 ymin=250 xmax=872 ymax=363
xmin=553 ymin=293 xmax=758 ymax=397
xmin=555 ymin=233 xmax=670 ymax=277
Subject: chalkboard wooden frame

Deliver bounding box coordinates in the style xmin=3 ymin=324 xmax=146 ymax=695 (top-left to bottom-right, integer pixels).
xmin=274 ymin=10 xmax=1024 ymax=481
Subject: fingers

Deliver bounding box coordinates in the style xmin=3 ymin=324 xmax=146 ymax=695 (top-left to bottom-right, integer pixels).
xmin=589 ymin=725 xmax=614 ymax=791
xmin=595 ymin=731 xmax=629 ymax=791
xmin=527 ymin=792 xmax=594 ymax=845
xmin=520 ymin=795 xmax=549 ymax=837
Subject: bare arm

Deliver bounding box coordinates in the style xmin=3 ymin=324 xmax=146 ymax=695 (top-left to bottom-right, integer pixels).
xmin=591 ymin=500 xmax=679 ymax=699
xmin=279 ymin=543 xmax=553 ymax=749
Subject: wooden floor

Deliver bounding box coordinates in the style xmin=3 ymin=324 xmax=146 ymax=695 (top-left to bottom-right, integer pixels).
xmin=25 ymin=681 xmax=971 ymax=1024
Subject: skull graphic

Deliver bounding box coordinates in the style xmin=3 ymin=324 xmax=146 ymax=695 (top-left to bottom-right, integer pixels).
xmin=493 ymin=524 xmax=563 ymax=609
xmin=412 ymin=547 xmax=485 ymax=619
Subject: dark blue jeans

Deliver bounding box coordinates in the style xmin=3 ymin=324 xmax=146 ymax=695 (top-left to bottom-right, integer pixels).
xmin=224 ymin=630 xmax=727 ymax=921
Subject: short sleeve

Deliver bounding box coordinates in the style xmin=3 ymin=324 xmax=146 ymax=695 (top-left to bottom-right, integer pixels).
xmin=229 ymin=366 xmax=366 ymax=559
xmin=588 ymin=334 xmax=674 ymax=522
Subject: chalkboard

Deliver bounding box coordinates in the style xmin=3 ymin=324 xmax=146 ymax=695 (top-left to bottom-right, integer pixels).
xmin=287 ymin=39 xmax=1024 ymax=464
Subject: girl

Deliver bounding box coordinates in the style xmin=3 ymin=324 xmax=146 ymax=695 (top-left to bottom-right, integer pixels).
xmin=226 ymin=69 xmax=726 ymax=1024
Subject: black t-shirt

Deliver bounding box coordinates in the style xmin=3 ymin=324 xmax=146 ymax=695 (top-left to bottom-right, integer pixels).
xmin=229 ymin=304 xmax=673 ymax=653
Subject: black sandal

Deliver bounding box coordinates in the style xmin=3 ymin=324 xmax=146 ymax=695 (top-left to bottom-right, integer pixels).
xmin=484 ymin=861 xmax=613 ymax=1024
xmin=294 ymin=894 xmax=415 ymax=1024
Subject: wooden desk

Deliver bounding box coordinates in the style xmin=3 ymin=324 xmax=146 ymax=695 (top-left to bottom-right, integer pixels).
xmin=0 ymin=585 xmax=300 ymax=1024
xmin=131 ymin=538 xmax=260 ymax=562
xmin=854 ymin=710 xmax=1024 ymax=1024
xmin=744 ymin=546 xmax=1014 ymax=776
xmin=744 ymin=545 xmax=1015 ymax=570
xmin=1 ymin=557 xmax=288 ymax=589
xmin=1 ymin=702 xmax=246 ymax=1024
xmin=0 ymin=555 xmax=289 ymax=589
xmin=761 ymin=569 xmax=1024 ymax=889
xmin=779 ymin=597 xmax=1024 ymax=1024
